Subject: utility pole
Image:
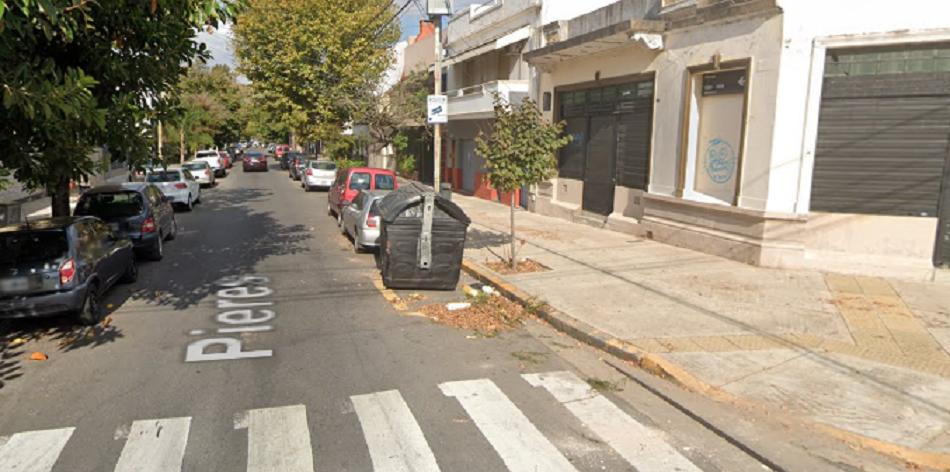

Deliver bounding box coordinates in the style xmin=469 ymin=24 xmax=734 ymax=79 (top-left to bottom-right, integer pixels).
xmin=157 ymin=120 xmax=163 ymax=164
xmin=432 ymin=19 xmax=442 ymax=191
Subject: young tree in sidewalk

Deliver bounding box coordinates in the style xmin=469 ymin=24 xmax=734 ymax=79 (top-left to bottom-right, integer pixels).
xmin=476 ymin=98 xmax=571 ymax=269
xmin=0 ymin=0 xmax=241 ymax=216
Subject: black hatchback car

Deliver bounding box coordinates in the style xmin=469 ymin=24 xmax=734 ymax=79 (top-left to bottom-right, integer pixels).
xmin=0 ymin=217 xmax=136 ymax=325
xmin=74 ymin=183 xmax=178 ymax=261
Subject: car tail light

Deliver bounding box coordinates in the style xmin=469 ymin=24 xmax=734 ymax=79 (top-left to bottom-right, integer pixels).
xmin=205 ymin=170 xmax=211 ymax=177
xmin=306 ymin=168 xmax=313 ymax=176
xmin=59 ymin=259 xmax=76 ymax=285
xmin=141 ymin=216 xmax=156 ymax=234
xmin=174 ymin=183 xmax=187 ymax=189
xmin=366 ymin=210 xmax=378 ymax=228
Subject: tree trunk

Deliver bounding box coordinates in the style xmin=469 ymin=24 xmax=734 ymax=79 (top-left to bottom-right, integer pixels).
xmin=510 ymin=191 xmax=517 ymax=269
xmin=179 ymin=127 xmax=185 ymax=164
xmin=49 ymin=176 xmax=71 ymax=218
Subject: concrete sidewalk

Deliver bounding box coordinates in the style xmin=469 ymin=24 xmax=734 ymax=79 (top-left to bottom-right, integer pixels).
xmin=455 ymin=193 xmax=950 ymax=469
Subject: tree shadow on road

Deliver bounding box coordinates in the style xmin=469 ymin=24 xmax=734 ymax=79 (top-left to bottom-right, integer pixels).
xmin=119 ymin=186 xmax=313 ymax=310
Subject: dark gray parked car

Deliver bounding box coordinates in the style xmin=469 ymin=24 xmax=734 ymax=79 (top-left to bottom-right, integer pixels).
xmin=74 ymin=183 xmax=178 ymax=261
xmin=0 ymin=217 xmax=136 ymax=325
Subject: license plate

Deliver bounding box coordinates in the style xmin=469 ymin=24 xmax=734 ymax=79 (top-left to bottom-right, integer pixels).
xmin=0 ymin=277 xmax=29 ymax=293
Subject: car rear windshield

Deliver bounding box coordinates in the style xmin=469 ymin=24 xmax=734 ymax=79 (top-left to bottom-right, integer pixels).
xmin=196 ymin=151 xmax=217 ymax=158
xmin=312 ymin=161 xmax=336 ymax=171
xmin=349 ymin=172 xmax=371 ymax=190
xmin=0 ymin=230 xmax=68 ymax=265
xmin=375 ymin=174 xmax=395 ymax=190
xmin=146 ymin=171 xmax=181 ymax=183
xmin=75 ymin=191 xmax=145 ymax=218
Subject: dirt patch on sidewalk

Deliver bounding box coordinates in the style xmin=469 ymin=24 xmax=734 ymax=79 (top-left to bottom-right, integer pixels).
xmin=419 ymin=295 xmax=527 ymax=335
xmin=485 ymin=259 xmax=550 ymax=275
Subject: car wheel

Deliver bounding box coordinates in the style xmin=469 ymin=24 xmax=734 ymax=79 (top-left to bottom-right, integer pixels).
xmin=185 ymin=195 xmax=194 ymax=212
xmin=77 ymin=285 xmax=102 ymax=325
xmin=194 ymin=193 xmax=201 ymax=204
xmin=166 ymin=217 xmax=178 ymax=241
xmin=120 ymin=259 xmax=138 ymax=284
xmin=338 ymin=214 xmax=347 ymax=235
xmin=353 ymin=232 xmax=363 ymax=253
xmin=150 ymin=235 xmax=164 ymax=261
xmin=327 ymin=204 xmax=334 ymax=217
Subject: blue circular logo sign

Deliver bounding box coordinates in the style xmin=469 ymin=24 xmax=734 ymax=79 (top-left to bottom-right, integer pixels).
xmin=703 ymin=138 xmax=736 ymax=184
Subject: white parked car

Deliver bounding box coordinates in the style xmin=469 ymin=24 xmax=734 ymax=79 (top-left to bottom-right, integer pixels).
xmin=195 ymin=149 xmax=226 ymax=177
xmin=145 ymin=167 xmax=201 ymax=211
xmin=301 ymin=160 xmax=337 ymax=191
xmin=182 ymin=160 xmax=216 ymax=187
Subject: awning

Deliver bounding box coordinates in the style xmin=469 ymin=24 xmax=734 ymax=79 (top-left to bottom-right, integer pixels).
xmin=442 ymin=25 xmax=531 ymax=67
xmin=525 ymin=20 xmax=666 ymax=67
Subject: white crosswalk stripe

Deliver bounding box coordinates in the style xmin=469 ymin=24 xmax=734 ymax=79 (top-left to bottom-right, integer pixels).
xmin=0 ymin=427 xmax=74 ymax=472
xmin=236 ymin=405 xmax=314 ymax=472
xmin=524 ymin=371 xmax=702 ymax=472
xmin=114 ymin=417 xmax=191 ymax=472
xmin=439 ymin=378 xmax=578 ymax=472
xmin=0 ymin=374 xmax=711 ymax=472
xmin=351 ymin=389 xmax=441 ymax=472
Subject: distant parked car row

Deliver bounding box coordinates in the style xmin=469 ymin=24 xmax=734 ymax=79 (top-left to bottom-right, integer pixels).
xmin=0 ymin=146 xmax=240 ymax=325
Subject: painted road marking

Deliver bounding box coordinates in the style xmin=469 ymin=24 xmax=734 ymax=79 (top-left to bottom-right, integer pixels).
xmin=439 ymin=379 xmax=577 ymax=472
xmin=351 ymin=390 xmax=441 ymax=472
xmin=186 ymin=275 xmax=275 ymax=362
xmin=524 ymin=371 xmax=701 ymax=472
xmin=114 ymin=417 xmax=191 ymax=472
xmin=0 ymin=427 xmax=74 ymax=472
xmin=237 ymin=405 xmax=314 ymax=472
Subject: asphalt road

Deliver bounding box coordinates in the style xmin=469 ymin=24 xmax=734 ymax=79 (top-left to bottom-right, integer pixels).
xmin=0 ymin=165 xmax=897 ymax=471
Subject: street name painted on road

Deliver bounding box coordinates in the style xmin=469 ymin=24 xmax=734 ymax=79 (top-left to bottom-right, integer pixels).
xmin=185 ymin=275 xmax=276 ymax=362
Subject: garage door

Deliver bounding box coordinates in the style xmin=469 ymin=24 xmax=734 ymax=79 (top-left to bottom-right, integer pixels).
xmin=811 ymin=43 xmax=950 ymax=266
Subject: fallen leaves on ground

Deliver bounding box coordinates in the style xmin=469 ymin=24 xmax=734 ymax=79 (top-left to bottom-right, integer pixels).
xmin=29 ymin=352 xmax=48 ymax=361
xmin=485 ymin=259 xmax=550 ymax=275
xmin=419 ymin=295 xmax=527 ymax=336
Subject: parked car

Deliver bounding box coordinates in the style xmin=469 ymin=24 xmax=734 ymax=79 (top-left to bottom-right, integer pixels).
xmin=275 ymin=144 xmax=290 ymax=161
xmin=182 ymin=161 xmax=216 ymax=187
xmin=218 ymin=151 xmax=232 ymax=169
xmin=195 ymin=150 xmax=226 ymax=178
xmin=73 ymin=183 xmax=177 ymax=261
xmin=287 ymin=153 xmax=308 ymax=180
xmin=340 ymin=190 xmax=391 ymax=252
xmin=243 ymin=150 xmax=268 ymax=172
xmin=327 ymin=167 xmax=398 ymax=222
xmin=0 ymin=217 xmax=136 ymax=325
xmin=301 ymin=160 xmax=337 ymax=191
xmin=145 ymin=168 xmax=201 ymax=211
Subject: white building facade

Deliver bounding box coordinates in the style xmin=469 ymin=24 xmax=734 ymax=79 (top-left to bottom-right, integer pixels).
xmin=521 ymin=0 xmax=950 ymax=280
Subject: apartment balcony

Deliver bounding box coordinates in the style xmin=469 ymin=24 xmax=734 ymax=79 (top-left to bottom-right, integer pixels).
xmin=445 ymin=80 xmax=529 ymax=121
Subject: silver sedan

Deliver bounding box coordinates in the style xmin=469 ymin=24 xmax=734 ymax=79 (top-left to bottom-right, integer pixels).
xmin=340 ymin=190 xmax=390 ymax=252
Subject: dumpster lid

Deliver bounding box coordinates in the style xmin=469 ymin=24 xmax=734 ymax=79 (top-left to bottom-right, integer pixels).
xmin=378 ymin=182 xmax=470 ymax=225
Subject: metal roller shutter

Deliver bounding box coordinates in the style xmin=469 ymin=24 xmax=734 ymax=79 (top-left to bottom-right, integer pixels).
xmin=811 ymin=45 xmax=950 ymax=217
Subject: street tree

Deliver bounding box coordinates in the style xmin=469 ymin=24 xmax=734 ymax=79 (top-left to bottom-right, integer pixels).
xmin=352 ymin=70 xmax=431 ymax=174
xmin=476 ymin=98 xmax=571 ymax=269
xmin=0 ymin=0 xmax=241 ymax=216
xmin=233 ymin=0 xmax=400 ymax=147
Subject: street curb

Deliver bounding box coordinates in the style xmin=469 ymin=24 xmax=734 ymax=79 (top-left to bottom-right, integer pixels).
xmin=461 ymin=257 xmax=950 ymax=471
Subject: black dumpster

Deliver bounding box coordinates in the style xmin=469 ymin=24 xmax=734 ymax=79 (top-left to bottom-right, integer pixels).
xmin=377 ymin=182 xmax=470 ymax=290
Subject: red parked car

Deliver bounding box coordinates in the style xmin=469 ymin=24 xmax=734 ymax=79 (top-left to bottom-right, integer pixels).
xmin=275 ymin=144 xmax=290 ymax=160
xmin=217 ymin=151 xmax=232 ymax=169
xmin=327 ymin=167 xmax=397 ymax=223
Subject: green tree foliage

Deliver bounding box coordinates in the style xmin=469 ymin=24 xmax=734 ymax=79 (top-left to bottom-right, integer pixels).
xmin=353 ymin=70 xmax=431 ymax=174
xmin=233 ymin=0 xmax=400 ymax=144
xmin=476 ymin=98 xmax=571 ymax=268
xmin=0 ymin=0 xmax=241 ymax=216
xmin=162 ymin=64 xmax=249 ymax=163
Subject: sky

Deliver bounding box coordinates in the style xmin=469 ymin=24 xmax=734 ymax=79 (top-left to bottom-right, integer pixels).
xmin=198 ymin=1 xmax=483 ymax=71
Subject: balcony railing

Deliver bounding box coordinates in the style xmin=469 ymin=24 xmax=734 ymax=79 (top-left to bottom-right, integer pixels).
xmin=444 ymin=80 xmax=530 ymax=120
